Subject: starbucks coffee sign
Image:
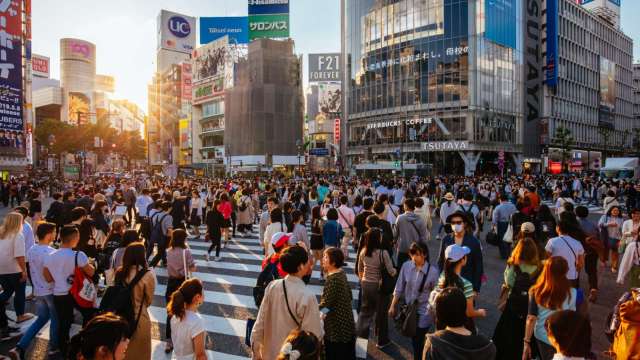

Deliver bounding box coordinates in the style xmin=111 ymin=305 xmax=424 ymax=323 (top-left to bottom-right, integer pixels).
xmin=421 ymin=141 xmax=470 ymax=152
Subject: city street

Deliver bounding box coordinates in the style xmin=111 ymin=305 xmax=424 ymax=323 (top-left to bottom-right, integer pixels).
xmin=0 ymin=201 xmax=625 ymax=359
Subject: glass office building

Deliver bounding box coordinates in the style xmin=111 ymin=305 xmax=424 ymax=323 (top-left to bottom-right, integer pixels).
xmin=342 ymin=0 xmax=524 ymax=175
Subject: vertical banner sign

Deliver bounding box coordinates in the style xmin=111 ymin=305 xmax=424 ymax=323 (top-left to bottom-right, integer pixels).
xmin=545 ymin=0 xmax=559 ymax=87
xmin=24 ymin=0 xmax=31 ymax=40
xmin=0 ymin=0 xmax=25 ymax=157
xmin=523 ymin=0 xmax=542 ymax=157
xmin=334 ymin=118 xmax=341 ymax=144
xmin=181 ymin=63 xmax=192 ymax=101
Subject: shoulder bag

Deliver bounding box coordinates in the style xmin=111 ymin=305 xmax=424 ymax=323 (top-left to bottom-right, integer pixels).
xmin=394 ymin=264 xmax=431 ymax=337
xmin=283 ymin=280 xmax=301 ymax=329
xmin=182 ymin=248 xmax=191 ymax=279
xmin=378 ymin=250 xmax=396 ymax=294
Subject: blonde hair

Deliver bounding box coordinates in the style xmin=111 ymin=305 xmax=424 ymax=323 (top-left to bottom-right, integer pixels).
xmin=0 ymin=212 xmax=23 ymax=239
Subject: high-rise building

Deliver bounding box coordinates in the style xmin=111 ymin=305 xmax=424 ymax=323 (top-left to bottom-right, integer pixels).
xmin=224 ymin=38 xmax=303 ymax=172
xmin=633 ymin=63 xmax=640 ymax=121
xmin=541 ymin=0 xmax=634 ymax=173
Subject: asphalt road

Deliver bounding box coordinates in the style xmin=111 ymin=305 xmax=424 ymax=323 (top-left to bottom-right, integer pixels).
xmin=0 ymin=200 xmax=625 ymax=359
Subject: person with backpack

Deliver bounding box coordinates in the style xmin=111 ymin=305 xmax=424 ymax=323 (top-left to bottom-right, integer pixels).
xmin=522 ymin=256 xmax=585 ymax=360
xmin=437 ymin=211 xmax=484 ymax=293
xmin=251 ymin=245 xmax=323 ymax=360
xmin=163 ymin=229 xmax=196 ymax=353
xmin=456 ymin=193 xmax=482 ymax=237
xmin=389 ymin=242 xmax=439 ymax=360
xmin=336 ymin=195 xmax=356 ymax=259
xmin=264 ymin=208 xmax=288 ymax=257
xmin=254 ymin=232 xmax=293 ymax=308
xmin=394 ymin=197 xmax=428 ymax=269
xmin=108 ymin=242 xmax=154 ymax=359
xmin=168 ymin=278 xmax=209 ymax=360
xmin=148 ymin=201 xmax=173 ymax=267
xmin=237 ymin=190 xmax=254 ymax=237
xmin=492 ymin=238 xmax=541 ymax=360
xmin=43 ymin=225 xmax=96 ymax=354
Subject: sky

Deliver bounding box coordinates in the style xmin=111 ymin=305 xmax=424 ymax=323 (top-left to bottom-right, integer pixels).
xmin=33 ymin=0 xmax=640 ymax=112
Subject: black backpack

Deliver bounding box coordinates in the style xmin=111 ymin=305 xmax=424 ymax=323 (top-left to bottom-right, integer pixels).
xmin=507 ymin=265 xmax=536 ymax=318
xmin=99 ymin=269 xmax=149 ymax=337
xmin=150 ymin=213 xmax=168 ymax=245
xmin=252 ymin=259 xmax=280 ymax=308
xmin=460 ymin=204 xmax=478 ymax=231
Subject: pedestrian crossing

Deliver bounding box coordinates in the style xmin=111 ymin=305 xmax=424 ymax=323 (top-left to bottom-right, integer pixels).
xmin=14 ymin=229 xmax=369 ymax=359
xmin=541 ymin=200 xmax=604 ymax=214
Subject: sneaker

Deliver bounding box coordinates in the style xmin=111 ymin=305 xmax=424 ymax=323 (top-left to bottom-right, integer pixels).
xmin=164 ymin=339 xmax=173 ymax=353
xmin=376 ymin=341 xmax=392 ymax=350
xmin=8 ymin=347 xmax=24 ymax=360
xmin=215 ymin=256 xmax=222 ymax=262
xmin=16 ymin=313 xmax=34 ymax=323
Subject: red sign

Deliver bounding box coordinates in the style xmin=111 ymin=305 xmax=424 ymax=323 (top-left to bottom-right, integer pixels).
xmin=333 ymin=118 xmax=340 ymax=143
xmin=181 ymin=63 xmax=192 ymax=100
xmin=549 ymin=161 xmax=562 ymax=174
xmin=25 ymin=0 xmax=31 ymax=40
xmin=31 ymin=55 xmax=50 ymax=78
xmin=3 ymin=0 xmax=22 ymax=37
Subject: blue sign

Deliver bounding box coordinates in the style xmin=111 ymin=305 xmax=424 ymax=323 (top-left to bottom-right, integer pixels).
xmin=169 ymin=16 xmax=191 ymax=38
xmin=200 ymin=17 xmax=249 ymax=45
xmin=485 ymin=0 xmax=517 ymax=49
xmin=546 ymin=0 xmax=559 ymax=87
xmin=248 ymin=0 xmax=289 ymax=15
xmin=310 ymin=148 xmax=329 ymax=156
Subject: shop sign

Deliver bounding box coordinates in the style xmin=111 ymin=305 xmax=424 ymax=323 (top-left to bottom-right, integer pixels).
xmin=193 ymin=78 xmax=224 ymax=105
xmin=366 ymin=47 xmax=468 ymax=72
xmin=366 ymin=117 xmax=433 ymax=130
xmin=481 ymin=117 xmax=515 ymax=130
xmin=421 ymin=141 xmax=470 ymax=152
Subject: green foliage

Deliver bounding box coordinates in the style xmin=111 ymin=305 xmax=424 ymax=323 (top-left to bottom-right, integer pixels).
xmin=552 ymin=126 xmax=574 ymax=172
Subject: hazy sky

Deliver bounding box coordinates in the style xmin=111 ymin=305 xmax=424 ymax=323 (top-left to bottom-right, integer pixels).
xmin=33 ymin=0 xmax=640 ymax=112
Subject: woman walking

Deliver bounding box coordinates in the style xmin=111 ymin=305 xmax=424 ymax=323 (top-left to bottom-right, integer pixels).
xmin=205 ymin=199 xmax=225 ymax=262
xmin=218 ymin=193 xmax=232 ymax=247
xmin=598 ymin=205 xmax=624 ymax=272
xmin=168 ymin=278 xmax=209 ymax=360
xmin=189 ymin=191 xmax=204 ymax=239
xmin=310 ymin=206 xmax=325 ymax=280
xmin=356 ymin=228 xmax=396 ymax=349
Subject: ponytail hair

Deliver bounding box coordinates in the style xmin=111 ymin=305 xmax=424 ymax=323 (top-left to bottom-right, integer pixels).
xmin=442 ymin=258 xmax=464 ymax=290
xmin=67 ymin=312 xmax=129 ymax=360
xmin=167 ymin=278 xmax=203 ymax=320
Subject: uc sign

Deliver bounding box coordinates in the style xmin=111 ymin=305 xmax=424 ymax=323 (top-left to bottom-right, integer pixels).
xmin=169 ymin=16 xmax=191 ymax=38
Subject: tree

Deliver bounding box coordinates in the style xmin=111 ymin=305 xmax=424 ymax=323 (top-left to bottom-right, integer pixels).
xmin=599 ymin=127 xmax=613 ymax=161
xmin=114 ymin=130 xmax=146 ymax=171
xmin=552 ymin=126 xmax=574 ymax=172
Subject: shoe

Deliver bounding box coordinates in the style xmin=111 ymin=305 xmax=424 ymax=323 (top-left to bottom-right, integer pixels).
xmin=8 ymin=347 xmax=24 ymax=360
xmin=215 ymin=256 xmax=222 ymax=262
xmin=205 ymin=253 xmax=210 ymax=262
xmin=6 ymin=326 xmax=20 ymax=333
xmin=16 ymin=313 xmax=34 ymax=323
xmin=376 ymin=341 xmax=392 ymax=350
xmin=164 ymin=339 xmax=173 ymax=353
xmin=1 ymin=329 xmax=21 ymax=341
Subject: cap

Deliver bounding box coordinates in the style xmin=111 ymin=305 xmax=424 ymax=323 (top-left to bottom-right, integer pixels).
xmin=520 ymin=222 xmax=536 ymax=233
xmin=271 ymin=232 xmax=293 ymax=250
xmin=444 ymin=192 xmax=455 ymax=201
xmin=444 ymin=244 xmax=471 ymax=262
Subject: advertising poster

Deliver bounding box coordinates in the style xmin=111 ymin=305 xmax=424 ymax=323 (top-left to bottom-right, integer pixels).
xmin=308 ymin=53 xmax=341 ymax=82
xmin=0 ymin=0 xmax=25 ymax=156
xmin=318 ymin=83 xmax=341 ymax=114
xmin=179 ymin=118 xmax=191 ymax=150
xmin=192 ymin=37 xmax=228 ymax=83
xmin=485 ymin=0 xmax=517 ymax=49
xmin=158 ymin=10 xmax=196 ymax=54
xmin=546 ymin=0 xmax=559 ymax=87
xmin=599 ymin=57 xmax=616 ymax=111
xmin=193 ymin=78 xmax=224 ymax=105
xmin=249 ymin=14 xmax=289 ymax=40
xmin=200 ymin=17 xmax=248 ymax=45
xmin=181 ymin=63 xmax=192 ymax=100
xmin=68 ymin=93 xmax=90 ymax=125
xmin=31 ymin=54 xmax=50 ymax=78
xmin=248 ymin=0 xmax=289 ymax=15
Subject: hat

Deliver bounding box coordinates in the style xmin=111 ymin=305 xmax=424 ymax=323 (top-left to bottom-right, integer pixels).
xmin=520 ymin=222 xmax=536 ymax=233
xmin=271 ymin=232 xmax=294 ymax=250
xmin=445 ymin=244 xmax=471 ymax=262
xmin=446 ymin=211 xmax=470 ymax=225
xmin=444 ymin=192 xmax=455 ymax=201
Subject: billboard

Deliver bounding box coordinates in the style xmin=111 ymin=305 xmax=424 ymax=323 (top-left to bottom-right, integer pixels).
xmin=318 ymin=83 xmax=341 ymax=114
xmin=61 ymin=38 xmax=95 ymax=63
xmin=308 ymin=53 xmax=341 ymax=82
xmin=193 ymin=78 xmax=224 ymax=105
xmin=0 ymin=0 xmax=24 ymax=156
xmin=200 ymin=17 xmax=248 ymax=45
xmin=249 ymin=14 xmax=289 ymax=40
xmin=192 ymin=37 xmax=228 ymax=83
xmin=181 ymin=63 xmax=192 ymax=100
xmin=485 ymin=0 xmax=517 ymax=49
xmin=546 ymin=0 xmax=559 ymax=87
xmin=179 ymin=118 xmax=192 ymax=150
xmin=158 ymin=10 xmax=196 ymax=54
xmin=523 ymin=0 xmax=542 ymax=157
xmin=32 ymin=54 xmax=50 ymax=78
xmin=599 ymin=57 xmax=616 ymax=111
xmin=248 ymin=0 xmax=289 ymax=15
xmin=95 ymin=75 xmax=115 ymax=93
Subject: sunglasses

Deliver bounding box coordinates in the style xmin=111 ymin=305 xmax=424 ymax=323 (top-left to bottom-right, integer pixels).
xmin=450 ymin=221 xmax=464 ymax=225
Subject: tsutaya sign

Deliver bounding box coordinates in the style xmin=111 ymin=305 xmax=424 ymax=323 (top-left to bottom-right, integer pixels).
xmin=366 ymin=117 xmax=434 ymax=130
xmin=421 ymin=141 xmax=470 ymax=152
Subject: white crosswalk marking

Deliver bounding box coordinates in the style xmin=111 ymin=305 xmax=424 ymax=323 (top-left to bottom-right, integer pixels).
xmin=15 ymin=229 xmax=368 ymax=359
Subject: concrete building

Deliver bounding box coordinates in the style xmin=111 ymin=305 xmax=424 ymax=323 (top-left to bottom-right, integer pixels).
xmin=542 ymin=0 xmax=634 ymax=173
xmin=108 ymin=100 xmax=145 ymax=137
xmin=633 ymin=63 xmax=640 ymax=121
xmin=224 ymin=39 xmax=304 ymax=172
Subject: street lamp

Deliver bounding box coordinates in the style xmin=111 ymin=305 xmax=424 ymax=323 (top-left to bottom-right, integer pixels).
xmin=296 ymin=139 xmax=302 ymax=176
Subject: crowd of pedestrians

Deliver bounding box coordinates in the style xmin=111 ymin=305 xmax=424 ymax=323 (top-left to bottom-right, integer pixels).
xmin=0 ymin=172 xmax=638 ymax=359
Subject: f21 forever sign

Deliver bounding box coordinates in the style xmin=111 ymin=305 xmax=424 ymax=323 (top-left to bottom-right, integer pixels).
xmin=308 ymin=53 xmax=341 ymax=82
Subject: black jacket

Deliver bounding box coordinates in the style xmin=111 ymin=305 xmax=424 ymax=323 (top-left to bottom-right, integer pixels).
xmin=46 ymin=200 xmax=65 ymax=225
xmin=423 ymin=330 xmax=496 ymax=360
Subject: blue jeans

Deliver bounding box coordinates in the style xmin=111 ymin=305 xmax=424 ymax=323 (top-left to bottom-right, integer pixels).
xmin=0 ymin=273 xmax=26 ymax=328
xmin=17 ymin=295 xmax=58 ymax=351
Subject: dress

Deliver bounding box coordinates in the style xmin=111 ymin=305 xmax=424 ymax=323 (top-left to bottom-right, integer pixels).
xmin=123 ymin=268 xmax=156 ymax=360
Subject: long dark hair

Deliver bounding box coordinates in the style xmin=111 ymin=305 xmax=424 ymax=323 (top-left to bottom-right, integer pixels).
xmin=114 ymin=242 xmax=148 ymax=284
xmin=168 ymin=278 xmax=203 ymax=320
xmin=442 ymin=258 xmax=465 ymax=289
xmin=67 ymin=312 xmax=129 ymax=360
xmin=361 ymin=228 xmax=382 ymax=257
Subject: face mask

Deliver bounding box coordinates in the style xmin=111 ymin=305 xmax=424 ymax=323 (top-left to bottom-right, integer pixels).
xmin=453 ymin=224 xmax=464 ymax=233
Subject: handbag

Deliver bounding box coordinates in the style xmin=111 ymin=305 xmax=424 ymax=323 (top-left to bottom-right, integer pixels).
xmin=486 ymin=229 xmax=499 ymax=246
xmin=497 ymin=284 xmax=509 ymax=312
xmin=503 ymin=221 xmax=514 ymax=244
xmin=395 ymin=264 xmax=430 ymax=337
xmin=378 ymin=250 xmax=396 ymax=294
xmin=182 ymin=248 xmax=191 ymax=279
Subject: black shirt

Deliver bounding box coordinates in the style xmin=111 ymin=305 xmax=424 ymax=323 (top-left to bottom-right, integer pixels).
xmin=368 ymin=216 xmax=394 ymax=253
xmin=353 ymin=210 xmax=374 ymax=246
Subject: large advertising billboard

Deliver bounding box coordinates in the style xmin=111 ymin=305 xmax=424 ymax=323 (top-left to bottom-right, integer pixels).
xmin=192 ymin=37 xmax=228 ymax=83
xmin=193 ymin=79 xmax=224 ymax=105
xmin=248 ymin=0 xmax=289 ymax=15
xmin=61 ymin=38 xmax=96 ymax=63
xmin=0 ymin=0 xmax=25 ymax=156
xmin=249 ymin=14 xmax=289 ymax=40
xmin=308 ymin=53 xmax=341 ymax=82
xmin=318 ymin=83 xmax=341 ymax=114
xmin=31 ymin=54 xmax=50 ymax=78
xmin=545 ymin=0 xmax=559 ymax=87
xmin=200 ymin=17 xmax=248 ymax=45
xmin=181 ymin=63 xmax=192 ymax=101
xmin=485 ymin=0 xmax=517 ymax=49
xmin=158 ymin=10 xmax=196 ymax=54
xmin=599 ymin=57 xmax=616 ymax=111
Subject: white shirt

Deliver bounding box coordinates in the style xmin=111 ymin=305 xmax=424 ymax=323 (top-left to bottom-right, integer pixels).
xmin=190 ymin=197 xmax=204 ymax=217
xmin=545 ymin=235 xmax=584 ymax=280
xmin=618 ymin=240 xmax=640 ymax=285
xmin=170 ymin=310 xmax=207 ymax=360
xmin=27 ymin=244 xmax=55 ymax=296
xmin=22 ymin=222 xmax=35 ymax=256
xmin=135 ymin=195 xmax=154 ymax=217
xmin=392 ymin=188 xmax=405 ymax=206
xmin=386 ymin=204 xmax=399 ymax=224
xmin=0 ymin=232 xmax=25 ymax=274
xmin=44 ymin=248 xmax=89 ymax=296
